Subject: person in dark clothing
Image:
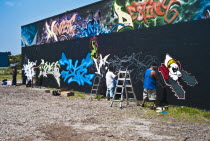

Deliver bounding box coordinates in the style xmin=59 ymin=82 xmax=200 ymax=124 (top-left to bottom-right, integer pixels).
xmin=12 ymin=67 xmax=17 ymax=85
xmin=22 ymin=69 xmax=27 ymax=85
xmin=32 ymin=65 xmax=41 ymax=88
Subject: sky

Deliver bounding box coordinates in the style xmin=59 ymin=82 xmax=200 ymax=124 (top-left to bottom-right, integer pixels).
xmin=0 ymin=0 xmax=101 ymax=55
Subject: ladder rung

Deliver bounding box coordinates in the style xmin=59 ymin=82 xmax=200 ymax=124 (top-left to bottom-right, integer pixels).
xmin=114 ymin=92 xmax=122 ymax=95
xmin=112 ymin=100 xmax=122 ymax=102
xmin=126 ymin=85 xmax=132 ymax=87
xmin=128 ymin=98 xmax=136 ymax=101
xmin=129 ymin=98 xmax=136 ymax=100
xmin=118 ymin=78 xmax=130 ymax=80
xmin=119 ymin=71 xmax=127 ymax=73
xmin=91 ymin=89 xmax=98 ymax=91
xmin=93 ymin=84 xmax=99 ymax=86
xmin=127 ymin=91 xmax=134 ymax=93
xmin=116 ymin=85 xmax=124 ymax=87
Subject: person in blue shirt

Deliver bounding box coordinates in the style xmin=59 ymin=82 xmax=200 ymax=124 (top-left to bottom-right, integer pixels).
xmin=141 ymin=63 xmax=158 ymax=107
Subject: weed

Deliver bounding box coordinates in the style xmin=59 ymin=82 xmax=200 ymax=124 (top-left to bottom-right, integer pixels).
xmin=69 ymin=90 xmax=86 ymax=98
xmin=203 ymin=112 xmax=210 ymax=120
xmin=95 ymin=95 xmax=104 ymax=101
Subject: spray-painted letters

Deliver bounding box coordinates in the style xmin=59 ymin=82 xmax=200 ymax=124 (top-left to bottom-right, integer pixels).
xmin=126 ymin=0 xmax=180 ymax=23
xmin=90 ymin=36 xmax=99 ymax=59
xmin=46 ymin=13 xmax=77 ymax=42
xmin=93 ymin=54 xmax=110 ymax=77
xmin=59 ymin=53 xmax=95 ymax=85
xmin=114 ymin=2 xmax=133 ymax=31
xmin=23 ymin=60 xmax=37 ymax=82
xmin=39 ymin=59 xmax=61 ymax=87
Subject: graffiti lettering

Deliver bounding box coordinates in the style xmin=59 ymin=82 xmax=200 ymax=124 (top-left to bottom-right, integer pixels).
xmin=45 ymin=13 xmax=77 ymax=42
xmin=108 ymin=52 xmax=164 ymax=87
xmin=126 ymin=0 xmax=180 ymax=23
xmin=46 ymin=21 xmax=58 ymax=42
xmin=39 ymin=59 xmax=61 ymax=87
xmin=76 ymin=12 xmax=124 ymax=38
xmin=93 ymin=54 xmax=110 ymax=77
xmin=114 ymin=2 xmax=133 ymax=31
xmin=59 ymin=53 xmax=95 ymax=85
xmin=53 ymin=13 xmax=77 ymax=36
xmin=23 ymin=60 xmax=37 ymax=81
xmin=89 ymin=36 xmax=99 ymax=59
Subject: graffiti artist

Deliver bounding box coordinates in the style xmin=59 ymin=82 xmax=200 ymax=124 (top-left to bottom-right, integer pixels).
xmin=141 ymin=63 xmax=158 ymax=107
xmin=105 ymin=67 xmax=119 ymax=100
xmin=32 ymin=65 xmax=44 ymax=88
xmin=12 ymin=67 xmax=17 ymax=86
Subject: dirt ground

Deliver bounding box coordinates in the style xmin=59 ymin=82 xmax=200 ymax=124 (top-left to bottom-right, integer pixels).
xmin=0 ymin=85 xmax=210 ymax=141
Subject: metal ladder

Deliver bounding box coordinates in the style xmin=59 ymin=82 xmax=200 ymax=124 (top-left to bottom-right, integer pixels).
xmin=90 ymin=76 xmax=101 ymax=96
xmin=110 ymin=69 xmax=138 ymax=108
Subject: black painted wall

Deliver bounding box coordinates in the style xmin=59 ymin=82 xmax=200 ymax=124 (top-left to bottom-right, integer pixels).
xmin=22 ymin=19 xmax=210 ymax=110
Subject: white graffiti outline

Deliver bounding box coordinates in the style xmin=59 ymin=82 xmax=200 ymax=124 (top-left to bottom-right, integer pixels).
xmin=46 ymin=21 xmax=58 ymax=42
xmin=93 ymin=54 xmax=110 ymax=77
xmin=39 ymin=59 xmax=61 ymax=87
xmin=23 ymin=59 xmax=37 ymax=82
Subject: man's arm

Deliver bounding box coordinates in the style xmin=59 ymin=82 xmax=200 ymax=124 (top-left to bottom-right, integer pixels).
xmin=151 ymin=70 xmax=158 ymax=80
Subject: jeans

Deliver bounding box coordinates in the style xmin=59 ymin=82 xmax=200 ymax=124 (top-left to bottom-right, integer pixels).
xmin=106 ymin=87 xmax=115 ymax=97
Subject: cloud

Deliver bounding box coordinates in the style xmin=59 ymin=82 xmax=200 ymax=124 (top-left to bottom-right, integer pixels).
xmin=5 ymin=1 xmax=15 ymax=7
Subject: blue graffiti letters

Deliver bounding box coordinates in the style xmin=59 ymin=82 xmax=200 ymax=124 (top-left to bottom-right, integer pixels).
xmin=59 ymin=53 xmax=95 ymax=85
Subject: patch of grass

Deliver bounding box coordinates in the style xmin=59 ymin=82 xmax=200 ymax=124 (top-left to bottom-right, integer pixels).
xmin=46 ymin=87 xmax=60 ymax=91
xmin=144 ymin=102 xmax=155 ymax=107
xmin=69 ymin=90 xmax=86 ymax=98
xmin=0 ymin=68 xmax=13 ymax=75
xmin=141 ymin=105 xmax=210 ymax=123
xmin=95 ymin=95 xmax=104 ymax=101
xmin=0 ymin=74 xmax=21 ymax=80
xmin=0 ymin=69 xmax=21 ymax=80
xmin=202 ymin=112 xmax=210 ymax=120
xmin=206 ymin=137 xmax=210 ymax=141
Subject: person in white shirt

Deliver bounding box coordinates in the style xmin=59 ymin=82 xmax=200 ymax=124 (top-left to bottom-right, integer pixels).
xmin=106 ymin=67 xmax=118 ymax=100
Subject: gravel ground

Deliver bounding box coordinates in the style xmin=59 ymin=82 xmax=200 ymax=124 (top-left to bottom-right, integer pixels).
xmin=0 ymin=85 xmax=210 ymax=141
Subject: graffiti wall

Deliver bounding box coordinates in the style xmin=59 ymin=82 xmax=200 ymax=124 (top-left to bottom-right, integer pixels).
xmin=22 ymin=19 xmax=210 ymax=110
xmin=21 ymin=0 xmax=210 ymax=47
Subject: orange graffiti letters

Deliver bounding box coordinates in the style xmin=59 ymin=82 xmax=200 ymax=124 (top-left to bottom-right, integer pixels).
xmin=126 ymin=0 xmax=180 ymax=23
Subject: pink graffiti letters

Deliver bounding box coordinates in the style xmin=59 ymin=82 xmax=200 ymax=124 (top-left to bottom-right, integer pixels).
xmin=126 ymin=0 xmax=180 ymax=23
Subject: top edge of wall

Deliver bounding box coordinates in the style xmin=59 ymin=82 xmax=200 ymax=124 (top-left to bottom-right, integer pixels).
xmin=21 ymin=0 xmax=109 ymax=27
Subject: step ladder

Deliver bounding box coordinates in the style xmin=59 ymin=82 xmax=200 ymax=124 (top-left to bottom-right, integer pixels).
xmin=90 ymin=76 xmax=101 ymax=96
xmin=110 ymin=69 xmax=138 ymax=108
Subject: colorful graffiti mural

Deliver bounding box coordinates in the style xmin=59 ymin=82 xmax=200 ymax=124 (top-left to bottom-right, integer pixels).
xmin=21 ymin=0 xmax=210 ymax=47
xmin=159 ymin=54 xmax=198 ymax=99
xmin=126 ymin=0 xmax=181 ymax=24
xmin=59 ymin=53 xmax=95 ymax=85
xmin=21 ymin=24 xmax=37 ymax=47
